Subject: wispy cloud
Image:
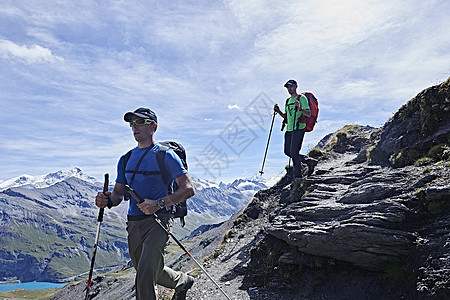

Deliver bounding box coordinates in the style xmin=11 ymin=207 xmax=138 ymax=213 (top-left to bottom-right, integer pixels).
xmin=0 ymin=39 xmax=63 ymax=64
xmin=0 ymin=0 xmax=448 ymax=182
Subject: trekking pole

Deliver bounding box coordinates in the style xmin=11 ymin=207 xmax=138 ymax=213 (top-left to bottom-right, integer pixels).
xmin=259 ymin=111 xmax=276 ymax=175
xmin=281 ymin=119 xmax=286 ymax=131
xmin=85 ymin=173 xmax=109 ymax=300
xmin=124 ymin=185 xmax=232 ymax=300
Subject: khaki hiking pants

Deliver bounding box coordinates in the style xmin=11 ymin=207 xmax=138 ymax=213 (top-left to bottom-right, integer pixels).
xmin=127 ymin=215 xmax=190 ymax=300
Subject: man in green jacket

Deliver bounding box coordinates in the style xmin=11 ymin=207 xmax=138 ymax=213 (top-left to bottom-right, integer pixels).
xmin=274 ymin=79 xmax=317 ymax=183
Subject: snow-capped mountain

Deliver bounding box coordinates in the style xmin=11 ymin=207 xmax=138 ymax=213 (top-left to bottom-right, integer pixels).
xmin=0 ymin=168 xmax=272 ymax=283
xmin=188 ymin=176 xmax=267 ymax=216
xmin=0 ymin=167 xmax=99 ymax=191
xmin=190 ymin=177 xmax=222 ymax=191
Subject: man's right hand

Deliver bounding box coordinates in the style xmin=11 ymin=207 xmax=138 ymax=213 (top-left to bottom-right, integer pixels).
xmin=274 ymin=104 xmax=281 ymax=114
xmin=96 ymin=191 xmax=111 ymax=208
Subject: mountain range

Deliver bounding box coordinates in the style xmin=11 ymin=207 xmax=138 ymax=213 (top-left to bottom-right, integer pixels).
xmin=0 ymin=168 xmax=98 ymax=191
xmin=0 ymin=168 xmax=268 ymax=283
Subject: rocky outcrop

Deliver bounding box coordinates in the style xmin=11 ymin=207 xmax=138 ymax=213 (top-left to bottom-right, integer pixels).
xmin=270 ymin=162 xmax=416 ymax=271
xmin=369 ymin=77 xmax=450 ymax=167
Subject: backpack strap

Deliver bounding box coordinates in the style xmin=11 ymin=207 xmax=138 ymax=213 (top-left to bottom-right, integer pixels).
xmin=156 ymin=145 xmax=171 ymax=193
xmin=123 ymin=150 xmax=132 ymax=175
xmin=123 ymin=145 xmax=156 ymax=186
xmin=293 ymin=96 xmax=299 ymax=130
xmin=285 ymin=96 xmax=302 ymax=130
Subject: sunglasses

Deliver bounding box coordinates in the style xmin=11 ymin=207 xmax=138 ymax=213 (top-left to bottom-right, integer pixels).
xmin=129 ymin=118 xmax=155 ymax=127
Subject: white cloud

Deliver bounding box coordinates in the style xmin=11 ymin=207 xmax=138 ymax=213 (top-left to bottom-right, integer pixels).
xmin=228 ymin=104 xmax=241 ymax=110
xmin=226 ymin=0 xmax=283 ymax=31
xmin=0 ymin=39 xmax=63 ymax=64
xmin=338 ymin=80 xmax=376 ymax=99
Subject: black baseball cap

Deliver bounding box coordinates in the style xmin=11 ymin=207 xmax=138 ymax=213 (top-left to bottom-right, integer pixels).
xmin=124 ymin=108 xmax=158 ymax=123
xmin=284 ymin=79 xmax=297 ymax=87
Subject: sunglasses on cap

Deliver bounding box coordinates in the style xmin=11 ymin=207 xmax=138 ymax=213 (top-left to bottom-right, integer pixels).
xmin=129 ymin=118 xmax=155 ymax=127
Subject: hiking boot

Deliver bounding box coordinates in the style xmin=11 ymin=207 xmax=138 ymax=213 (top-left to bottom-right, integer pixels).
xmin=293 ymin=177 xmax=303 ymax=184
xmin=291 ymin=177 xmax=303 ymax=186
xmin=306 ymin=158 xmax=318 ymax=176
xmin=172 ymin=275 xmax=194 ymax=300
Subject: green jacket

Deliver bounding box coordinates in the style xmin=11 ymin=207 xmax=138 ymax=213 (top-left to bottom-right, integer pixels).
xmin=285 ymin=94 xmax=309 ymax=131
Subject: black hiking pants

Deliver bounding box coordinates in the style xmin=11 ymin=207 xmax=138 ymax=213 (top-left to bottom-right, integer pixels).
xmin=284 ymin=128 xmax=307 ymax=179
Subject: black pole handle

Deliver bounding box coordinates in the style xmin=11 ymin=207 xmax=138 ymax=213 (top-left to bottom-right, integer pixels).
xmin=98 ymin=174 xmax=109 ymax=222
xmin=124 ymin=185 xmax=144 ymax=203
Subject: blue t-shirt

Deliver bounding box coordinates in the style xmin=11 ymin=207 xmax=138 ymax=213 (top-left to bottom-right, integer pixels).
xmin=116 ymin=143 xmax=187 ymax=216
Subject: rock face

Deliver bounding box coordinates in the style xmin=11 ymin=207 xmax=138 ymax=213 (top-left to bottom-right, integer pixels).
xmin=370 ymin=77 xmax=450 ymax=167
xmin=50 ymin=79 xmax=449 ymax=299
xmin=269 ymin=163 xmax=415 ymax=272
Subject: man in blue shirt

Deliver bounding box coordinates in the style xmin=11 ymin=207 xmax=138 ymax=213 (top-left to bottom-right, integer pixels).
xmin=96 ymin=108 xmax=195 ymax=300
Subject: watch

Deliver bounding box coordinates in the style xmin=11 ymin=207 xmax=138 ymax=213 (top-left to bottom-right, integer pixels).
xmin=157 ymin=198 xmax=165 ymax=209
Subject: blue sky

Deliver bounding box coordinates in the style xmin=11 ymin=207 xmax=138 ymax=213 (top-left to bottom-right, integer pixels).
xmin=0 ymin=0 xmax=449 ymax=184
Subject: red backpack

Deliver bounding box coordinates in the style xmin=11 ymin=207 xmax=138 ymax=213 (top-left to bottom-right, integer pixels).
xmin=302 ymin=92 xmax=319 ymax=132
xmin=285 ymin=92 xmax=319 ymax=132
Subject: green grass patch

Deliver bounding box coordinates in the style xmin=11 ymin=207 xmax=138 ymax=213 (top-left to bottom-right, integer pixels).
xmin=308 ymin=147 xmax=323 ymax=158
xmin=188 ymin=267 xmax=202 ymax=278
xmin=233 ymin=217 xmax=243 ymax=226
xmin=428 ymin=143 xmax=450 ymax=160
xmin=389 ymin=148 xmax=421 ymax=168
xmin=204 ymin=249 xmax=221 ymax=262
xmin=222 ymin=229 xmax=233 ymax=243
xmin=422 ymin=167 xmax=431 ymax=174
xmin=415 ymin=157 xmax=434 ymax=166
xmin=0 ymin=287 xmax=60 ymax=300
